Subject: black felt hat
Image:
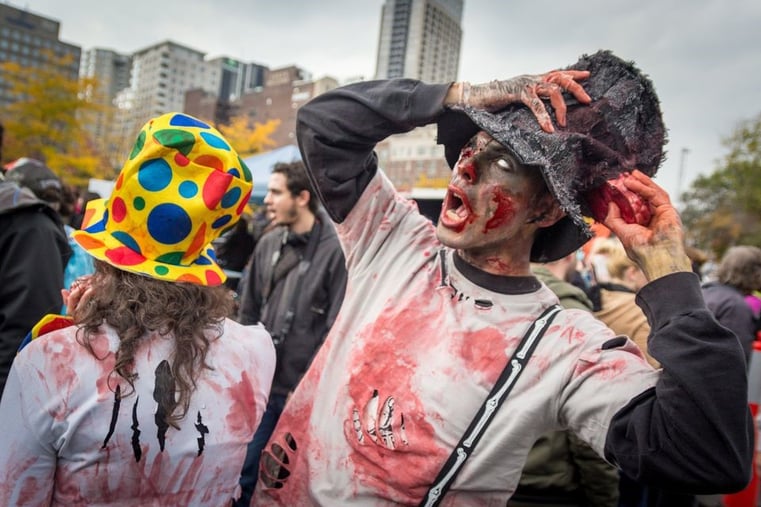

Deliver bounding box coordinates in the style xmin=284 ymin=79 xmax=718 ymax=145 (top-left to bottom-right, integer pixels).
xmin=437 ymin=50 xmax=666 ymax=262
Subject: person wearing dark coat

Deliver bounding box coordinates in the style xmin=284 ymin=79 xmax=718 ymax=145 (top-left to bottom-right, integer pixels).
xmin=702 ymin=245 xmax=761 ymax=364
xmin=0 ymin=159 xmax=71 ymax=396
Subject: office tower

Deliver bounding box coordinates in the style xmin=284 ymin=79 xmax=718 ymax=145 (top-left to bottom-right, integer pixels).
xmin=374 ymin=0 xmax=463 ymax=84
xmin=199 ymin=57 xmax=269 ymax=125
xmin=128 ymin=40 xmax=212 ymax=124
xmin=207 ymin=57 xmax=268 ymax=102
xmin=0 ymin=4 xmax=80 ymax=106
xmin=80 ymin=48 xmax=132 ymax=145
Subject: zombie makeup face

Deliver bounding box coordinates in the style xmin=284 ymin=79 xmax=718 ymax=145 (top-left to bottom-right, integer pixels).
xmin=264 ymin=172 xmax=299 ymax=226
xmin=436 ymin=131 xmax=559 ymax=263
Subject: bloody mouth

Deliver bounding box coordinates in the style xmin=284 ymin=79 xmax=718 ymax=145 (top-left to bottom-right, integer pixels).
xmin=439 ymin=186 xmax=472 ymax=232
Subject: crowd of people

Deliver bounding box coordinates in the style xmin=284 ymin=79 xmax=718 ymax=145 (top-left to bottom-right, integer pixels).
xmin=1 ymin=49 xmax=760 ymax=507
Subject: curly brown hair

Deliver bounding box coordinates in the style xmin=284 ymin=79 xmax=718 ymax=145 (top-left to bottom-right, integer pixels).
xmin=74 ymin=261 xmax=234 ymax=428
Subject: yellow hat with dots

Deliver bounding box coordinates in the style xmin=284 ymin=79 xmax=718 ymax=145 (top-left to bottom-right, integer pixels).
xmin=72 ymin=112 xmax=253 ymax=286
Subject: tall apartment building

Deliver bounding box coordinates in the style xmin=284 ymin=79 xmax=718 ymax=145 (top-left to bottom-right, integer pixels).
xmin=109 ymin=40 xmax=215 ymax=158
xmin=191 ymin=57 xmax=269 ymax=125
xmin=0 ymin=3 xmax=80 ymax=106
xmin=80 ymin=48 xmax=132 ymax=146
xmin=374 ymin=0 xmax=463 ymax=84
xmin=128 ymin=40 xmax=213 ymax=125
xmin=81 ymin=48 xmax=132 ymax=102
xmin=372 ymin=0 xmax=462 ymax=192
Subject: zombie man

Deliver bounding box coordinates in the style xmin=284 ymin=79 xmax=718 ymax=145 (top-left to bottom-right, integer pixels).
xmin=252 ymin=51 xmax=752 ymax=505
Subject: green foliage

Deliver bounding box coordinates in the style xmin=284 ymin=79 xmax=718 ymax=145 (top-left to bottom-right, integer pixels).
xmin=681 ymin=113 xmax=761 ymax=257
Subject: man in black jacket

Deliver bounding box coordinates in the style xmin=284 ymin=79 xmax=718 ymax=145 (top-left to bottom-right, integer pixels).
xmin=252 ymin=51 xmax=753 ymax=506
xmin=0 ymin=159 xmax=71 ymax=396
xmin=235 ymin=161 xmax=347 ymax=506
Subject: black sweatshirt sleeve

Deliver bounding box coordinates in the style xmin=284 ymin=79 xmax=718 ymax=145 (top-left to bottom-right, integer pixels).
xmin=0 ymin=209 xmax=66 ymax=395
xmin=604 ymin=272 xmax=754 ymax=494
xmin=296 ymin=79 xmax=452 ymax=222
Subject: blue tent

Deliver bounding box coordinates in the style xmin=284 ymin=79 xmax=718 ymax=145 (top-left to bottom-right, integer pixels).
xmin=243 ymin=145 xmax=302 ymax=204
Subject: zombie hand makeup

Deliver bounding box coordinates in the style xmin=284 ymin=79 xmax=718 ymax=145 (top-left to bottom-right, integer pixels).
xmin=455 ymin=70 xmax=591 ymax=133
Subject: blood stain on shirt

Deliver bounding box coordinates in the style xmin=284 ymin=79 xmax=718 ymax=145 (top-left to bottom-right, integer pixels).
xmin=344 ymin=304 xmax=449 ymax=498
xmin=575 ymin=356 xmax=628 ymax=381
xmin=225 ymin=371 xmax=257 ymax=437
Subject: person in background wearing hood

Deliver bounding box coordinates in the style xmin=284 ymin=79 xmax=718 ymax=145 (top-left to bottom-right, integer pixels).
xmin=0 ymin=158 xmax=71 ymax=396
xmin=252 ymin=51 xmax=753 ymax=506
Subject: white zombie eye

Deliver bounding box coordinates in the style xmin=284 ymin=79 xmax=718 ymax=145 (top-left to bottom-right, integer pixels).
xmin=496 ymin=159 xmax=511 ymax=170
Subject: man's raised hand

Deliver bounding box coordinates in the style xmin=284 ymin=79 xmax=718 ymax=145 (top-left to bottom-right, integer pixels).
xmin=446 ymin=70 xmax=591 ymax=133
xmin=602 ymin=171 xmax=692 ymax=282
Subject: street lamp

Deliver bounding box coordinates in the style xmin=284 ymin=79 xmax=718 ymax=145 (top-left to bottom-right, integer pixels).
xmin=677 ymin=147 xmax=690 ymax=206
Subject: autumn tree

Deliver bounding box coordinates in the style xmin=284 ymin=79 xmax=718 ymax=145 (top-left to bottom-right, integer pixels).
xmin=681 ymin=113 xmax=761 ymax=257
xmin=0 ymin=51 xmax=112 ymax=187
xmin=216 ymin=114 xmax=279 ymax=158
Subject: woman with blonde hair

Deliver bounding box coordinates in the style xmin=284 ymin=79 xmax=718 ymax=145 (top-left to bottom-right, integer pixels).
xmin=591 ymin=237 xmax=658 ymax=368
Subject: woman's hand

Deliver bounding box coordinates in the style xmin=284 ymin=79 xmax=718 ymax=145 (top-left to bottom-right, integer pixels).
xmin=61 ymin=275 xmax=94 ymax=315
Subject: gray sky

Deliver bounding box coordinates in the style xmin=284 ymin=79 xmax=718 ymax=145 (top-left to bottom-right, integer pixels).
xmin=17 ymin=0 xmax=761 ymax=202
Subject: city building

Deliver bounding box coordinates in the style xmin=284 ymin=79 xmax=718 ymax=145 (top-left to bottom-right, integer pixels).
xmin=373 ymin=0 xmax=463 ymax=192
xmin=209 ymin=57 xmax=267 ymax=102
xmin=374 ymin=0 xmax=463 ymax=84
xmin=184 ymin=57 xmax=268 ymax=126
xmin=109 ymin=40 xmax=217 ymax=159
xmin=375 ymin=124 xmax=450 ymax=192
xmin=0 ymin=3 xmax=81 ymax=106
xmin=79 ymin=48 xmax=132 ymax=154
xmin=128 ymin=40 xmax=213 ymax=125
xmin=232 ymin=66 xmax=338 ymax=149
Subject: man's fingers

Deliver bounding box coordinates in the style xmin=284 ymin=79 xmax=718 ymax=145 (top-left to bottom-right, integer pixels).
xmin=544 ymin=71 xmax=591 ymax=104
xmin=603 ymin=199 xmax=623 ymax=227
xmin=622 ymin=171 xmax=671 ymax=208
xmin=548 ymin=89 xmax=567 ymax=126
xmin=522 ymin=89 xmax=554 ymax=133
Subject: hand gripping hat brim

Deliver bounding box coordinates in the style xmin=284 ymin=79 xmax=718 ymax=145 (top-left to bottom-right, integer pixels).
xmin=437 ymin=50 xmax=667 ymax=262
xmin=72 ymin=113 xmax=253 ymax=286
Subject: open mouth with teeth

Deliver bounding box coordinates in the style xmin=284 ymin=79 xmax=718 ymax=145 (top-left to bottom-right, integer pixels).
xmin=439 ymin=186 xmax=473 ymax=232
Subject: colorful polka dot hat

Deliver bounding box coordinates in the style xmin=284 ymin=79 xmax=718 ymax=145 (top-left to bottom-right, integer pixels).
xmin=72 ymin=113 xmax=253 ymax=286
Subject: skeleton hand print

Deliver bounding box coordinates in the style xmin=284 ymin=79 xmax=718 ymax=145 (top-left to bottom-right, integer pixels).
xmin=352 ymin=389 xmax=409 ymax=450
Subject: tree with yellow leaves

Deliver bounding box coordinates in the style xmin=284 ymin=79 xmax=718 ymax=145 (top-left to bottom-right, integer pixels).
xmin=0 ymin=51 xmax=112 ymax=187
xmin=216 ymin=114 xmax=280 ymax=158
